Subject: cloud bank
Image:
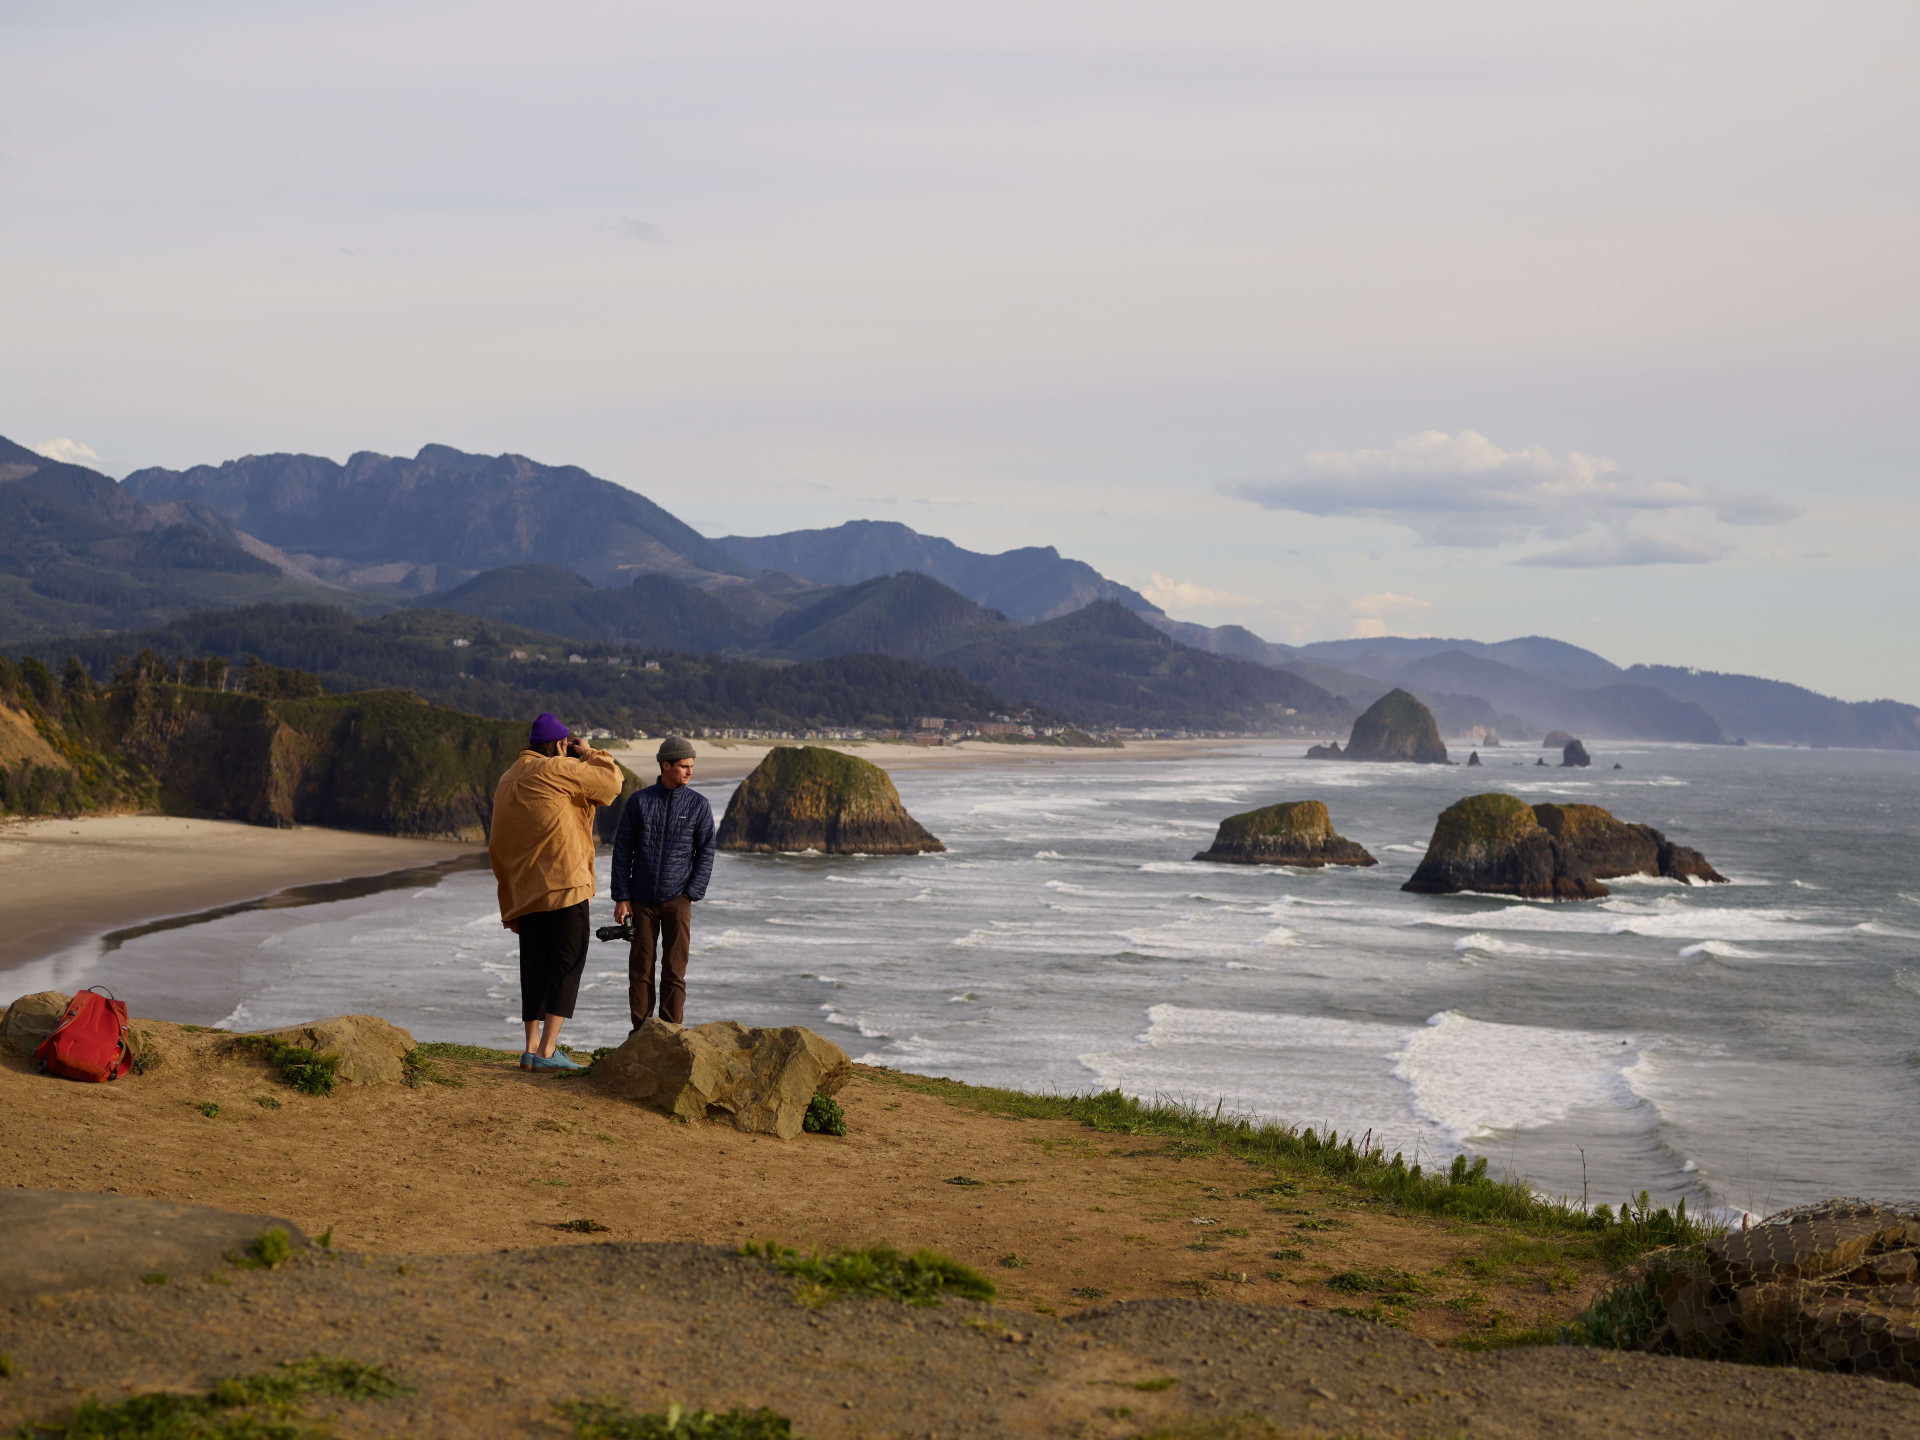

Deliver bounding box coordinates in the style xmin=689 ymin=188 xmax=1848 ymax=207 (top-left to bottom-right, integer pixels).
xmin=1142 ymin=573 xmax=1260 ymax=612
xmin=33 ymin=438 xmax=102 ymax=467
xmin=1228 ymin=430 xmax=1796 ymax=565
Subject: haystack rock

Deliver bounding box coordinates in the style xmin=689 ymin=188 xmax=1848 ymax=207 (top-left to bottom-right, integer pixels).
xmin=1343 ymin=689 xmax=1448 ymax=763
xmin=1193 ymin=800 xmax=1376 ymax=868
xmin=1467 ymin=751 xmax=1482 ymax=767
xmin=596 ymin=1018 xmax=852 ymax=1139
xmin=1305 ymin=741 xmax=1343 ymax=760
xmin=1542 ymin=730 xmax=1575 ymax=748
xmin=1561 ymin=739 xmax=1592 ymax=768
xmin=243 ymin=1015 xmax=416 ymax=1086
xmin=717 ymin=746 xmax=943 ymax=854
xmin=1402 ymin=795 xmax=1727 ymax=900
xmin=1484 ymin=732 xmax=1502 ymax=748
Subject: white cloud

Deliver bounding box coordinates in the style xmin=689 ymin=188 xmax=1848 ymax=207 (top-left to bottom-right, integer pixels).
xmin=1227 ymin=430 xmax=1797 ymax=562
xmin=1142 ymin=572 xmax=1261 ymax=612
xmin=1346 ymin=590 xmax=1432 ymax=638
xmin=32 ymin=437 xmax=102 ymax=467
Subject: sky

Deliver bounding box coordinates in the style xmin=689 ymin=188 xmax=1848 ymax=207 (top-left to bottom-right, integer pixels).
xmin=3 ymin=1 xmax=1916 ymax=701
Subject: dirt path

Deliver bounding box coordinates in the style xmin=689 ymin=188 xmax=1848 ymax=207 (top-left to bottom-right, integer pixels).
xmin=5 ymin=1023 xmax=1919 ymax=1436
xmin=3 ymin=1239 xmax=1917 ymax=1439
xmin=3 ymin=1026 xmax=1602 ymax=1345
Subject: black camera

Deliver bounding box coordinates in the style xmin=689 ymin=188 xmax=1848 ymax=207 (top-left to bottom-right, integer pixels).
xmin=595 ymin=921 xmax=635 ymax=944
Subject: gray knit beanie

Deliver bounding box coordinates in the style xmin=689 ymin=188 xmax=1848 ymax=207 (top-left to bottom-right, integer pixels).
xmin=656 ymin=736 xmax=696 ymax=764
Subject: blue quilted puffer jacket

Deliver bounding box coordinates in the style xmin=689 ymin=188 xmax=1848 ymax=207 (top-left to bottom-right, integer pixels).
xmin=610 ymin=782 xmax=716 ymax=903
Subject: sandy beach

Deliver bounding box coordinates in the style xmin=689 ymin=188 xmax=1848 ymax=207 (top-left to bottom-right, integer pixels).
xmin=0 ymin=738 xmax=1263 ymax=979
xmin=0 ymin=817 xmax=479 ymax=974
xmin=604 ymin=734 xmax=1273 ymax=783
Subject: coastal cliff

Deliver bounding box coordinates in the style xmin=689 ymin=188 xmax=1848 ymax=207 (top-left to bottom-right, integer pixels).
xmin=1193 ymin=800 xmax=1376 ymax=867
xmin=0 ymin=651 xmax=641 ymax=840
xmin=1403 ymin=794 xmax=1727 ymax=899
xmin=1341 ymin=689 xmax=1449 ymax=764
xmin=717 ymin=746 xmax=943 ymax=855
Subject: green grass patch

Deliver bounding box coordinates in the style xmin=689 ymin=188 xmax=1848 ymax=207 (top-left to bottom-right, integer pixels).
xmin=233 ymin=1036 xmax=340 ymax=1097
xmin=741 ymin=1240 xmax=994 ymax=1307
xmin=254 ymin=1097 xmax=281 ymax=1111
xmin=1132 ymin=1376 xmax=1179 ymax=1392
xmin=802 ymin=1093 xmax=845 ymax=1136
xmin=139 ymin=1272 xmax=168 ymax=1286
xmin=412 ymin=1041 xmax=522 ymax=1063
xmin=227 ymin=1228 xmax=295 ymax=1270
xmin=998 ymin=1252 xmax=1029 ymax=1268
xmin=194 ymin=1101 xmax=221 ymax=1119
xmin=558 ymin=1400 xmax=793 ymax=1439
xmin=1324 ymin=1266 xmax=1429 ymax=1304
xmin=867 ymin=1071 xmax=1718 ymax=1267
xmin=401 ymin=1051 xmax=462 ymax=1089
xmin=17 ymin=1355 xmax=409 ymax=1440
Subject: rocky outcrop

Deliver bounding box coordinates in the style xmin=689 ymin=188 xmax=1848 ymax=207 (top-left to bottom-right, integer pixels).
xmin=243 ymin=1015 xmax=416 ymax=1086
xmin=1628 ymin=1200 xmax=1919 ymax=1383
xmin=1542 ymin=730 xmax=1575 ymax=748
xmin=595 ymin=1018 xmax=852 ymax=1139
xmin=1466 ymin=751 xmax=1482 ymax=767
xmin=1402 ymin=795 xmax=1728 ymax=899
xmin=1305 ymin=741 xmax=1343 ymax=759
xmin=1193 ymin=800 xmax=1375 ymax=868
xmin=1 ymin=991 xmax=70 ymax=1053
xmin=717 ymin=746 xmax=943 ymax=854
xmin=1561 ymin=739 xmax=1591 ymax=768
xmin=1342 ymin=690 xmax=1448 ymax=764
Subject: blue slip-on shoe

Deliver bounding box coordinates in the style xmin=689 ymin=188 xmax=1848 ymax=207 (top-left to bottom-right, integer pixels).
xmin=519 ymin=1051 xmax=536 ymax=1070
xmin=529 ymin=1051 xmax=585 ymax=1072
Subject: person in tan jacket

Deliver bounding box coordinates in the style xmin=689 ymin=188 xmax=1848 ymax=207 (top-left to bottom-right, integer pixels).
xmin=489 ymin=711 xmax=623 ymax=1071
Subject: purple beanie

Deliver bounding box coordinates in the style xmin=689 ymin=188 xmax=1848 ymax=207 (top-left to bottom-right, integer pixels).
xmin=529 ymin=712 xmax=570 ymax=745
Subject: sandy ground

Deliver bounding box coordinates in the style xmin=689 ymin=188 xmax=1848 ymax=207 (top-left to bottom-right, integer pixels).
xmin=0 ymin=817 xmax=478 ymax=973
xmin=4 ymin=1029 xmax=1918 ymax=1438
xmin=604 ymin=736 xmax=1276 ymax=784
xmin=0 ymin=1023 xmax=1596 ymax=1348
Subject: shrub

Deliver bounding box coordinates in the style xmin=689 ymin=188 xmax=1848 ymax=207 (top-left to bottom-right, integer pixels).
xmin=802 ymin=1093 xmax=845 ymax=1136
xmin=741 ymin=1240 xmax=994 ymax=1307
xmin=235 ymin=1036 xmax=341 ymax=1097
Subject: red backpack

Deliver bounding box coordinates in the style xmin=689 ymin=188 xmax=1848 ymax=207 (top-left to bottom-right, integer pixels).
xmin=35 ymin=987 xmax=135 ymax=1083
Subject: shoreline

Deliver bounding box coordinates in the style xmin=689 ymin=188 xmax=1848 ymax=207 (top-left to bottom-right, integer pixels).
xmin=0 ymin=816 xmax=479 ymax=978
xmin=605 ymin=734 xmax=1277 ymax=782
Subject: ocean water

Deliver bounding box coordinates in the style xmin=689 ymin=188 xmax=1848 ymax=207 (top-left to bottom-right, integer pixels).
xmin=16 ymin=742 xmax=1919 ymax=1217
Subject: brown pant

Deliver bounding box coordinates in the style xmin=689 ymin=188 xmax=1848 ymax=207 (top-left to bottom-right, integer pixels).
xmin=628 ymin=895 xmax=692 ymax=1027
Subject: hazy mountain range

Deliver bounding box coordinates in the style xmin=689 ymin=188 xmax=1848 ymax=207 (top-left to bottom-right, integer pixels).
xmin=3 ymin=433 xmax=1915 ymax=747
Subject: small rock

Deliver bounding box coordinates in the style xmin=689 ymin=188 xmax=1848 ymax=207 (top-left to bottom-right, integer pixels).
xmin=595 ymin=1018 xmax=851 ymax=1139
xmin=2 ymin=991 xmax=70 ymax=1053
xmin=244 ymin=1015 xmax=416 ymax=1086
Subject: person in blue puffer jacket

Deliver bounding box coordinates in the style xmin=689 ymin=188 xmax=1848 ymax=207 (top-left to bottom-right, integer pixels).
xmin=610 ymin=736 xmax=717 ymax=1028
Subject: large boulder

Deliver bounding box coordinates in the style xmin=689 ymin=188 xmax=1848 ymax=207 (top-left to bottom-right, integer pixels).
xmin=1343 ymin=690 xmax=1448 ymax=763
xmin=2 ymin=991 xmax=70 ymax=1053
xmin=1633 ymin=1200 xmax=1920 ymax=1383
xmin=717 ymin=746 xmax=943 ymax=855
xmin=1403 ymin=795 xmax=1727 ymax=899
xmin=1561 ymin=738 xmax=1592 ymax=767
xmin=596 ymin=1018 xmax=852 ymax=1139
xmin=1193 ymin=800 xmax=1376 ymax=868
xmin=243 ymin=1015 xmax=416 ymax=1085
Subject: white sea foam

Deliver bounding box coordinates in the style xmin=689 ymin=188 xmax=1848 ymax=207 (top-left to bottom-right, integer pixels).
xmin=1393 ymin=1011 xmax=1641 ymax=1141
xmin=1678 ymin=941 xmax=1764 ymax=959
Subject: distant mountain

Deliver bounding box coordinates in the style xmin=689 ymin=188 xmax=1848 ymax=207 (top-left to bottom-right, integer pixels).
xmin=0 ymin=434 xmax=358 ymax=641
xmin=771 ymin=572 xmax=1006 ymax=662
xmin=418 ymin=564 xmax=762 ymax=653
xmin=933 ymin=601 xmax=1339 ymax=731
xmin=1626 ymin=665 xmax=1920 ymax=750
xmin=123 ymin=444 xmax=749 ymax=590
xmin=716 ymin=520 xmax=1158 ymax=623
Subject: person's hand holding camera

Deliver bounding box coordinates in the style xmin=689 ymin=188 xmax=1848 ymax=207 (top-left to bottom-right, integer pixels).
xmin=566 ymin=734 xmax=592 ymax=759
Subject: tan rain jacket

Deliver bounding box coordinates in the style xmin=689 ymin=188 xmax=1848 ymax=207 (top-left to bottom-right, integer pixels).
xmin=488 ymin=749 xmax=624 ymax=928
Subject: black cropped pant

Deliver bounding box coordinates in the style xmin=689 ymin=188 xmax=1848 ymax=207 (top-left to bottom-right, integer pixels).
xmin=518 ymin=900 xmax=589 ymax=1022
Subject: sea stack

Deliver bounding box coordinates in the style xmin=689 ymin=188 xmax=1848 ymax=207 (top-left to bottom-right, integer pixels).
xmin=716 ymin=746 xmax=944 ymax=855
xmin=1402 ymin=794 xmax=1727 ymax=900
xmin=1467 ymin=750 xmax=1482 ymax=767
xmin=1306 ymin=741 xmax=1344 ymax=759
xmin=1562 ymin=739 xmax=1591 ymax=768
xmin=1542 ymin=730 xmax=1575 ymax=748
xmin=1193 ymin=800 xmax=1376 ymax=868
xmin=1343 ymin=689 xmax=1448 ymax=763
